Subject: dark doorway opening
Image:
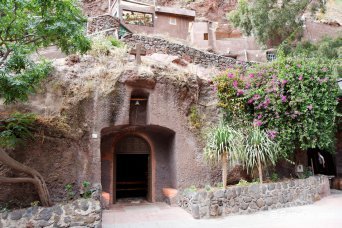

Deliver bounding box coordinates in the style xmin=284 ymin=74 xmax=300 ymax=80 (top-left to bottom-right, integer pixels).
xmin=308 ymin=149 xmax=336 ymax=176
xmin=116 ymin=154 xmax=149 ymax=199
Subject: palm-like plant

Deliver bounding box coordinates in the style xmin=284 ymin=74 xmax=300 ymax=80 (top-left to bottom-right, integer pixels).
xmin=204 ymin=122 xmax=243 ymax=188
xmin=240 ymin=127 xmax=279 ymax=183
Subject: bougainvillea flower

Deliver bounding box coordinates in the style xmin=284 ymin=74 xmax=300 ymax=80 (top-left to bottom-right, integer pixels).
xmin=280 ymin=95 xmax=287 ymax=102
xmin=253 ymin=119 xmax=262 ymax=127
xmin=237 ymin=89 xmax=244 ymax=96
xmin=233 ymin=80 xmax=238 ymax=88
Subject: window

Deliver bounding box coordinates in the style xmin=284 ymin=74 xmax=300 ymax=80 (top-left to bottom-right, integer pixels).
xmin=266 ymin=51 xmax=276 ymax=61
xmin=204 ymin=33 xmax=209 ymax=40
xmin=169 ymin=17 xmax=177 ymax=25
xmin=122 ymin=10 xmax=153 ymax=27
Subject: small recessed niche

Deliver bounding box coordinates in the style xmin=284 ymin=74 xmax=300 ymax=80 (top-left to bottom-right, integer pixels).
xmin=129 ymin=90 xmax=149 ymax=125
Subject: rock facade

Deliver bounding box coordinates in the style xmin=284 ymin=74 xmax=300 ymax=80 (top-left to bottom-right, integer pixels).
xmin=123 ymin=34 xmax=250 ymax=70
xmin=179 ymin=175 xmax=330 ymax=219
xmin=87 ymin=14 xmax=120 ymax=36
xmin=0 ymin=199 xmax=101 ymax=228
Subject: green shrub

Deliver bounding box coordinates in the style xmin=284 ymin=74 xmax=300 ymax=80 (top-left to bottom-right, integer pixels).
xmin=64 ymin=183 xmax=75 ymax=200
xmin=270 ymin=173 xmax=279 ymax=182
xmin=30 ymin=201 xmax=40 ymax=207
xmin=236 ymin=179 xmax=249 ymax=186
xmin=81 ymin=181 xmax=92 ymax=199
xmin=205 ymin=184 xmax=212 ymax=192
xmin=108 ymin=37 xmax=124 ymax=48
xmin=189 ymin=106 xmax=202 ymax=129
xmin=183 ymin=185 xmax=197 ymax=194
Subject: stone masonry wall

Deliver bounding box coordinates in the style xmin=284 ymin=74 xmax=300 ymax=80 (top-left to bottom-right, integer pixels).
xmin=85 ymin=14 xmax=250 ymax=69
xmin=87 ymin=14 xmax=120 ymax=36
xmin=0 ymin=199 xmax=101 ymax=228
xmin=123 ymin=34 xmax=250 ymax=70
xmin=179 ymin=175 xmax=330 ymax=219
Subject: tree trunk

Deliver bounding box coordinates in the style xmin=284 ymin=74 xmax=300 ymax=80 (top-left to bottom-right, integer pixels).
xmin=0 ymin=149 xmax=52 ymax=206
xmin=221 ymin=151 xmax=228 ymax=189
xmin=257 ymin=153 xmax=263 ymax=183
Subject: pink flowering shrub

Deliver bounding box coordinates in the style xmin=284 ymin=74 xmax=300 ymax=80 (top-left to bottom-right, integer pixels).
xmin=215 ymin=57 xmax=339 ymax=155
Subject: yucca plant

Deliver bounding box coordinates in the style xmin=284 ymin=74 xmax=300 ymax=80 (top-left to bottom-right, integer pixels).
xmin=204 ymin=122 xmax=243 ymax=188
xmin=240 ymin=127 xmax=280 ymax=183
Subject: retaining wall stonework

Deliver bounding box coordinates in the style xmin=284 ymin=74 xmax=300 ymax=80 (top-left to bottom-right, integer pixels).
xmin=0 ymin=199 xmax=101 ymax=227
xmin=123 ymin=34 xmax=250 ymax=70
xmin=179 ymin=175 xmax=330 ymax=219
xmin=87 ymin=14 xmax=120 ymax=36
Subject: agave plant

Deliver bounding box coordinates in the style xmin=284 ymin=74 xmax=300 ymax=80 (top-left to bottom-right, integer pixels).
xmin=204 ymin=122 xmax=243 ymax=188
xmin=240 ymin=127 xmax=279 ymax=183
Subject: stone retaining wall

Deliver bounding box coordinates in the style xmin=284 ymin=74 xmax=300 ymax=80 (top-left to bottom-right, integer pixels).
xmin=87 ymin=14 xmax=120 ymax=36
xmin=179 ymin=175 xmax=330 ymax=219
xmin=123 ymin=34 xmax=250 ymax=70
xmin=0 ymin=199 xmax=101 ymax=227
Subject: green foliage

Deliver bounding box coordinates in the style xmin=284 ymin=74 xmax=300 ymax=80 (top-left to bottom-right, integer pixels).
xmin=236 ymin=179 xmax=249 ymax=186
xmin=205 ymin=184 xmax=212 ymax=192
xmin=215 ymin=182 xmax=223 ymax=188
xmin=204 ymin=122 xmax=243 ymax=164
xmin=281 ymin=37 xmax=342 ymax=60
xmin=214 ymin=69 xmax=247 ymax=122
xmin=183 ymin=185 xmax=197 ymax=194
xmin=0 ymin=113 xmax=36 ymax=149
xmin=88 ymin=36 xmax=115 ymax=56
xmin=229 ymin=0 xmax=324 ymax=45
xmin=236 ymin=179 xmax=259 ymax=186
xmin=107 ymin=37 xmax=124 ymax=48
xmin=0 ymin=61 xmax=52 ymax=104
xmin=270 ymin=172 xmax=279 ymax=182
xmin=216 ymin=57 xmax=339 ymax=156
xmin=297 ymin=167 xmax=313 ymax=179
xmin=81 ymin=181 xmax=92 ymax=199
xmin=64 ymin=184 xmax=75 ymax=201
xmin=240 ymin=127 xmax=280 ymax=173
xmin=0 ymin=0 xmax=91 ymax=104
xmin=30 ymin=201 xmax=40 ymax=207
xmin=189 ymin=106 xmax=202 ymax=129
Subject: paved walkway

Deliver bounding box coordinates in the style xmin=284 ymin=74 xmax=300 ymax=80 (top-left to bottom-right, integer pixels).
xmin=102 ymin=190 xmax=342 ymax=228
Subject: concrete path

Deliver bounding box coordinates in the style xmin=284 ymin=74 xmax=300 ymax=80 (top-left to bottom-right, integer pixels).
xmin=102 ymin=190 xmax=342 ymax=228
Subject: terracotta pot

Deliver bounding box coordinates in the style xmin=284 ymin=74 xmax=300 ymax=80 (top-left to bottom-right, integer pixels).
xmin=333 ymin=178 xmax=342 ymax=190
xmin=162 ymin=188 xmax=178 ymax=198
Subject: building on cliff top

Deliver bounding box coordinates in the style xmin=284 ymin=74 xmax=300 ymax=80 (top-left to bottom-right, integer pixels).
xmin=109 ymin=0 xmax=195 ymax=40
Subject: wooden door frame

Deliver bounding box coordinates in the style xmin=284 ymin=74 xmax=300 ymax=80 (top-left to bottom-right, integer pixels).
xmin=111 ymin=133 xmax=155 ymax=204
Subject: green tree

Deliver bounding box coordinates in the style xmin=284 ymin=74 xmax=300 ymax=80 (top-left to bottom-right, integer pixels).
xmin=240 ymin=127 xmax=279 ymax=183
xmin=204 ymin=122 xmax=243 ymax=188
xmin=0 ymin=0 xmax=91 ymax=207
xmin=0 ymin=0 xmax=91 ymax=103
xmin=228 ymin=0 xmax=323 ymax=46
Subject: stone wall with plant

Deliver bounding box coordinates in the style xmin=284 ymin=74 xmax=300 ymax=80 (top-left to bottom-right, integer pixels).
xmin=123 ymin=34 xmax=250 ymax=69
xmin=0 ymin=198 xmax=101 ymax=227
xmin=179 ymin=175 xmax=330 ymax=219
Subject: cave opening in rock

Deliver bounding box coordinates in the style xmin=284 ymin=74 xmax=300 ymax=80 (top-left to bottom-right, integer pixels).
xmin=115 ymin=135 xmax=151 ymax=201
xmin=116 ymin=154 xmax=149 ymax=199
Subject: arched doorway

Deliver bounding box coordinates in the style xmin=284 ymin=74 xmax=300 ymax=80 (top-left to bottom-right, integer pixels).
xmin=114 ymin=135 xmax=152 ymax=203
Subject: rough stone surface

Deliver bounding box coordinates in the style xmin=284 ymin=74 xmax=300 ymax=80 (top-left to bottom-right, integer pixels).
xmin=179 ymin=176 xmax=330 ymax=219
xmin=87 ymin=14 xmax=120 ymax=36
xmin=0 ymin=199 xmax=101 ymax=228
xmin=123 ymin=34 xmax=251 ymax=70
